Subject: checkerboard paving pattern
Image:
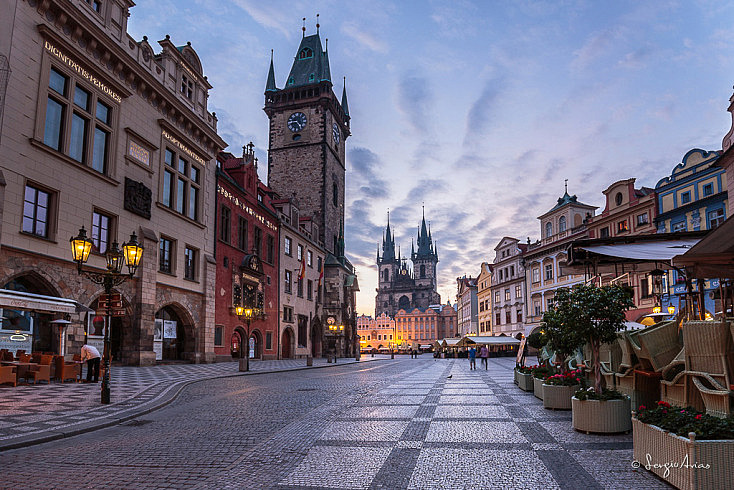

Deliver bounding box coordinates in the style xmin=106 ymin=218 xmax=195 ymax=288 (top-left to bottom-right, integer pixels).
xmin=267 ymin=358 xmax=670 ymax=489
xmin=0 ymin=356 xmax=376 ymax=445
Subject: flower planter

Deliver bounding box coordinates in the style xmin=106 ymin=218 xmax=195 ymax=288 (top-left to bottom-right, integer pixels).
xmin=632 ymin=417 xmax=734 ymax=490
xmin=533 ymin=377 xmax=544 ymax=399
xmin=514 ymin=369 xmax=519 ymax=385
xmin=572 ymin=396 xmax=631 ymax=433
xmin=518 ymin=372 xmax=534 ymax=391
xmin=542 ymin=384 xmax=579 ymax=410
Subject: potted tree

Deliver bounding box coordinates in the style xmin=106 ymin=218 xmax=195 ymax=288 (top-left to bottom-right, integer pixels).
xmin=546 ymin=284 xmax=634 ymax=430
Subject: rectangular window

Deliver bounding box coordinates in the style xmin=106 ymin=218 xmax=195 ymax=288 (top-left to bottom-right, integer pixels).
xmin=214 ymin=325 xmax=223 ymax=347
xmin=159 ymin=237 xmax=173 ymax=274
xmin=640 ymin=276 xmax=650 ymax=299
xmin=91 ymin=211 xmax=111 ymax=254
xmin=266 ymin=235 xmax=275 ymax=263
xmin=297 ymin=277 xmax=303 ymax=297
xmin=238 ymin=217 xmax=248 ymax=251
xmin=532 ymin=268 xmax=540 ymax=283
xmin=307 ymin=250 xmax=313 ymax=267
xmin=184 ymin=246 xmax=197 ymax=281
xmin=494 ymin=291 xmax=500 ymax=303
xmin=708 ymin=208 xmax=725 ymax=229
xmin=283 ymin=306 xmax=293 ymax=322
xmin=545 ymin=264 xmax=553 ymax=280
xmin=681 ymin=191 xmax=691 ymax=204
xmin=637 ymin=213 xmax=649 ymax=226
xmin=265 ymin=332 xmax=272 ymax=351
xmin=703 ymin=183 xmax=714 ymax=197
xmin=43 ymin=69 xmax=114 ymax=174
xmin=317 ymin=256 xmax=322 ymax=272
xmin=161 ymin=148 xmax=200 ymax=220
xmin=504 ymin=289 xmax=510 ymax=301
xmin=307 ymin=279 xmax=313 ymax=301
xmin=515 ymin=284 xmax=522 ymax=299
xmin=297 ymin=244 xmax=303 ymax=261
xmin=22 ymin=185 xmax=51 ymax=238
xmin=297 ymin=314 xmax=308 ymax=347
xmin=617 ymin=220 xmax=629 ymax=233
xmin=534 ymin=301 xmax=541 ymax=316
xmin=672 ymin=220 xmax=687 ymax=232
xmin=516 ymin=309 xmax=522 ymax=323
xmin=284 ymin=236 xmax=292 ymax=256
xmin=510 ymin=265 xmax=514 ymax=277
xmin=546 ymin=297 xmax=554 ymax=310
xmin=181 ymin=75 xmax=193 ymax=99
xmin=599 ymin=227 xmax=610 ymax=238
xmin=505 ymin=311 xmax=511 ymax=324
xmin=284 ymin=270 xmax=292 ymax=294
xmin=254 ymin=227 xmax=262 ymax=257
xmin=220 ymin=207 xmax=230 ymax=243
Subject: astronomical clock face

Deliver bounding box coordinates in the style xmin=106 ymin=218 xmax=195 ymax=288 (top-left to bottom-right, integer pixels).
xmin=332 ymin=123 xmax=340 ymax=144
xmin=287 ymin=112 xmax=307 ymax=132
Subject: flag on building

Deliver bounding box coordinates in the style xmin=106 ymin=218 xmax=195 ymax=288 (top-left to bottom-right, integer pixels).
xmin=298 ymin=254 xmax=306 ymax=281
xmin=318 ymin=263 xmax=324 ymax=288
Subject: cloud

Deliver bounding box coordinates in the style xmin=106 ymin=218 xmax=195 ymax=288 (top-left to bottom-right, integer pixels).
xmin=617 ymin=46 xmax=653 ymax=69
xmin=571 ymin=28 xmax=622 ymax=70
xmin=397 ymin=74 xmax=433 ymax=134
xmin=340 ymin=22 xmax=388 ymax=53
xmin=462 ymin=78 xmax=504 ymax=146
xmin=231 ymin=0 xmax=294 ymax=38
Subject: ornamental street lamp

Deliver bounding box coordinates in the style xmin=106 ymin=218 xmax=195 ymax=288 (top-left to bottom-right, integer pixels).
xmin=235 ymin=305 xmax=261 ymax=372
xmin=70 ymin=226 xmax=143 ymax=404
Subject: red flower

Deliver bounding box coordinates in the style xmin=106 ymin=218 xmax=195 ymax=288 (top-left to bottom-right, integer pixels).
xmin=639 ymin=405 xmax=646 ymax=411
xmin=695 ymin=414 xmax=702 ymax=420
xmin=657 ymin=401 xmax=671 ymax=408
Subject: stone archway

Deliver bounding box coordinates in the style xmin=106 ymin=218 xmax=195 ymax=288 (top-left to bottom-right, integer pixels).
xmin=84 ymin=290 xmax=133 ymax=363
xmin=232 ymin=326 xmax=246 ymax=358
xmin=398 ymin=295 xmax=411 ymax=311
xmin=154 ymin=303 xmax=196 ymax=361
xmin=282 ymin=328 xmax=294 ymax=359
xmin=249 ymin=329 xmax=263 ymax=360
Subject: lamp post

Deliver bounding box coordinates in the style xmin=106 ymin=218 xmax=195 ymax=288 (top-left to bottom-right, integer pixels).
xmin=70 ymin=226 xmax=143 ymax=404
xmin=235 ymin=306 xmax=259 ymax=372
xmin=326 ymin=323 xmax=344 ymax=362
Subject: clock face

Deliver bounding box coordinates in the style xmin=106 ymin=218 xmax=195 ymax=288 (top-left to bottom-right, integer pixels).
xmin=332 ymin=123 xmax=340 ymax=144
xmin=287 ymin=112 xmax=307 ymax=132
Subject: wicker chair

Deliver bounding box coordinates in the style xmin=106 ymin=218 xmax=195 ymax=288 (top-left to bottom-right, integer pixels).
xmin=0 ymin=366 xmax=17 ymax=387
xmin=54 ymin=356 xmax=81 ymax=383
xmin=628 ymin=321 xmax=682 ymax=372
xmin=1 ymin=351 xmax=14 ymax=362
xmin=684 ymin=320 xmax=733 ymax=417
xmin=29 ymin=363 xmax=51 ymax=385
xmin=18 ymin=354 xmax=31 ymax=363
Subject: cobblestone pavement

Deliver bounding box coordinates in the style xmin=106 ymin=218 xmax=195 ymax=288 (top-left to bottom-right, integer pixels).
xmin=1 ymin=356 xmax=671 ymax=489
xmin=0 ymin=356 xmax=384 ymax=449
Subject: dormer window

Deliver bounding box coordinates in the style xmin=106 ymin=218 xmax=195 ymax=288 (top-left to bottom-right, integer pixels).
xmin=181 ymin=75 xmax=193 ymax=99
xmin=298 ymin=48 xmax=313 ymax=60
xmin=309 ymin=74 xmax=315 ymax=82
xmin=288 ymin=77 xmax=294 ymax=86
xmin=86 ymin=0 xmax=103 ymax=13
xmin=615 ymin=192 xmax=623 ymax=206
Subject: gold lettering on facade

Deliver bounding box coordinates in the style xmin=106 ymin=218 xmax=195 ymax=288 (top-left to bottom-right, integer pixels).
xmin=162 ymin=130 xmax=206 ymax=165
xmin=180 ymin=62 xmax=198 ymax=81
xmin=217 ymin=185 xmax=278 ymax=232
xmin=44 ymin=41 xmax=122 ymax=103
xmin=128 ymin=141 xmax=150 ymax=166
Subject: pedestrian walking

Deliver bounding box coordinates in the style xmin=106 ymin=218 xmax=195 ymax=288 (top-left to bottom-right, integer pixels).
xmin=81 ymin=344 xmax=101 ymax=382
xmin=479 ymin=345 xmax=489 ymax=370
xmin=468 ymin=346 xmax=477 ymax=370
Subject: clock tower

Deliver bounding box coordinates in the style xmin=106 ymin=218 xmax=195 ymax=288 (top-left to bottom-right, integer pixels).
xmin=264 ymin=28 xmax=350 ymax=255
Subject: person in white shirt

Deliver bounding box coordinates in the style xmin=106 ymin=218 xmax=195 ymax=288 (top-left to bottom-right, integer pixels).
xmin=80 ymin=344 xmax=101 ymax=382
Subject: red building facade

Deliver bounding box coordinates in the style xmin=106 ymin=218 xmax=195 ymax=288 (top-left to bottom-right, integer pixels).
xmin=214 ymin=146 xmax=279 ymax=361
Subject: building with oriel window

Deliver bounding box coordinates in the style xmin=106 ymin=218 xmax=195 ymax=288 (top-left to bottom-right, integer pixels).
xmin=0 ymin=0 xmax=225 ymax=363
xmin=523 ymin=187 xmax=596 ymax=337
xmin=214 ymin=147 xmax=279 ymax=362
xmin=490 ymin=238 xmax=527 ymax=339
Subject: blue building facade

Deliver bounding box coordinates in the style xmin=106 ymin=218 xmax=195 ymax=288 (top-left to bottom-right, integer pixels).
xmin=654 ymin=149 xmax=728 ymax=315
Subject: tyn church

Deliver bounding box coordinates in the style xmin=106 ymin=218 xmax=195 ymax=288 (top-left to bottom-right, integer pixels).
xmin=375 ymin=211 xmax=441 ymax=317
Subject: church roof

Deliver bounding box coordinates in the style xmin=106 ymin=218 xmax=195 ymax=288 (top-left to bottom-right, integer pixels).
xmin=285 ymin=33 xmax=331 ymax=89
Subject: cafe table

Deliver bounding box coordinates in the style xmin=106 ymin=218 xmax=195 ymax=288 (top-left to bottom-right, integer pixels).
xmin=0 ymin=361 xmax=38 ymax=383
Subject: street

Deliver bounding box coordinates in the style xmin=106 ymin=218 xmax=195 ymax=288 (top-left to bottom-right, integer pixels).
xmin=2 ymin=357 xmax=668 ymax=489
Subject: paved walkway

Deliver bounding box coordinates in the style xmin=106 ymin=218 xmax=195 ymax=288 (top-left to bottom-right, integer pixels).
xmin=0 ymin=355 xmax=386 ymax=450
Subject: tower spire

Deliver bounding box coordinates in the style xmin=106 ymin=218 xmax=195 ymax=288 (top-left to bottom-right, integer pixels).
xmin=265 ymin=50 xmax=276 ymax=92
xmin=302 ymin=17 xmax=306 ymax=37
xmin=341 ymin=77 xmax=350 ymax=116
xmin=316 ymin=13 xmax=320 ymax=34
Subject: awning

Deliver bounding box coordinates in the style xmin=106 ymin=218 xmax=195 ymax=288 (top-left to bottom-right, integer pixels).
xmin=0 ymin=289 xmax=92 ymax=315
xmin=440 ymin=338 xmax=461 ymax=348
xmin=457 ymin=336 xmax=522 ymax=347
xmin=565 ymin=232 xmax=707 ymax=275
xmin=419 ymin=344 xmax=432 ymax=349
xmin=673 ymin=216 xmax=734 ymax=278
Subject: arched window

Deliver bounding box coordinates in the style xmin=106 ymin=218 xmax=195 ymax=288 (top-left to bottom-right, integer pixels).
xmin=298 ymin=48 xmax=313 ymax=60
xmin=559 ymin=216 xmax=567 ymax=232
xmin=420 ymin=265 xmax=425 ymax=278
xmin=383 ymin=269 xmax=389 ymax=281
xmin=545 ymin=222 xmax=552 ymax=237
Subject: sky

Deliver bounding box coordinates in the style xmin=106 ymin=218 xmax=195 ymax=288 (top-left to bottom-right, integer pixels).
xmin=127 ymin=0 xmax=734 ymax=316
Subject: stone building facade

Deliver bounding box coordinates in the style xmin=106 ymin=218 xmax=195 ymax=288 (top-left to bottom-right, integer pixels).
xmin=456 ymin=276 xmax=477 ymax=336
xmin=0 ymin=0 xmax=225 ymax=363
xmin=523 ymin=189 xmax=596 ymax=337
xmin=586 ymin=179 xmax=658 ymax=321
xmin=356 ymin=313 xmax=395 ymax=351
xmin=271 ymin=197 xmax=326 ymax=359
xmin=394 ymin=303 xmax=457 ymax=350
xmin=214 ymin=148 xmax=279 ymax=362
xmin=476 ymin=263 xmax=493 ymax=335
xmin=490 ymin=238 xmax=527 ymax=339
xmin=375 ymin=212 xmax=441 ymax=317
xmin=264 ymin=28 xmax=358 ymax=358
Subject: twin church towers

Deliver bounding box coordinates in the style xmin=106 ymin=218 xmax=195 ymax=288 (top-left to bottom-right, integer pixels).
xmin=375 ymin=210 xmax=441 ymax=317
